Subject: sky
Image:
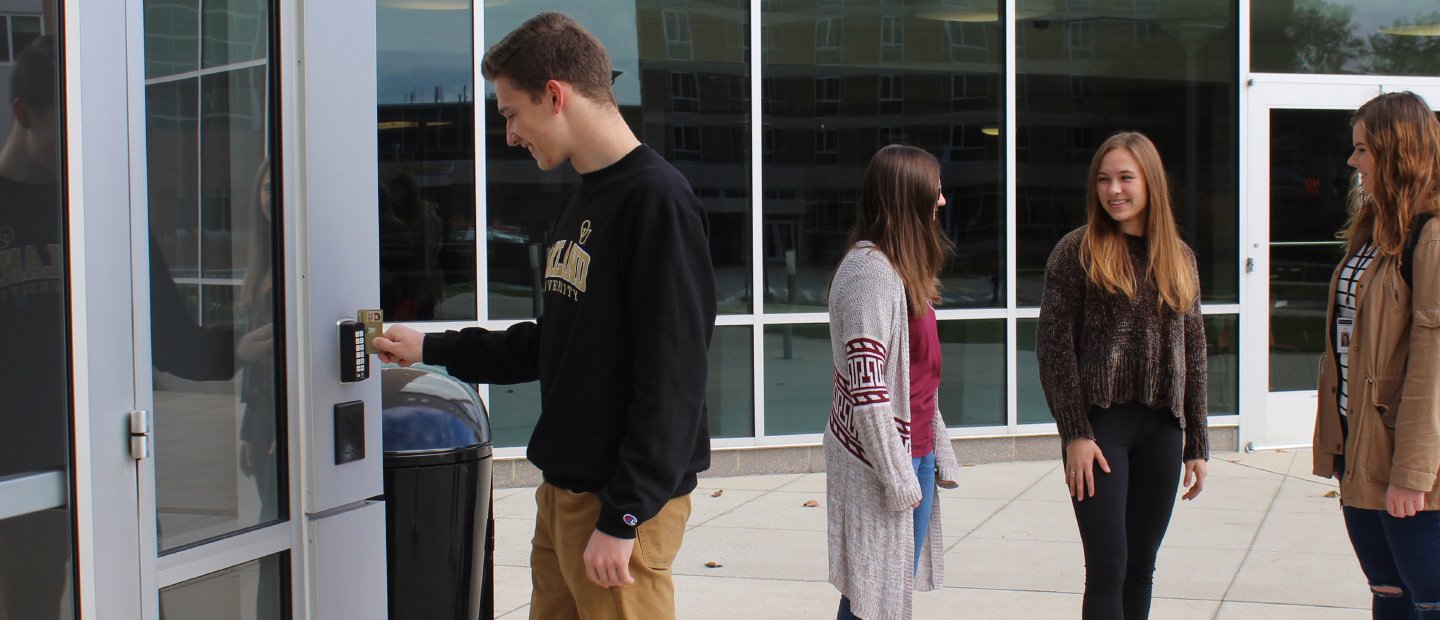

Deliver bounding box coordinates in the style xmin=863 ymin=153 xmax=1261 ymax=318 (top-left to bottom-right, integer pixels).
xmin=377 ymin=0 xmax=642 ymax=106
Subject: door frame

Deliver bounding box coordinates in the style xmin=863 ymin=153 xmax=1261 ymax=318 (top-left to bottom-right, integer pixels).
xmin=71 ymin=0 xmax=313 ymax=617
xmin=1240 ymin=76 xmax=1440 ymax=451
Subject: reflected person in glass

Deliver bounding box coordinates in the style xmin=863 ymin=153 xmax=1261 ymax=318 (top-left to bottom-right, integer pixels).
xmin=375 ymin=12 xmax=717 ymax=620
xmin=824 ymin=145 xmax=961 ymax=620
xmin=1036 ymin=132 xmax=1209 ymax=620
xmin=1313 ymin=91 xmax=1440 ymax=620
xmin=0 ymin=33 xmax=71 ymax=620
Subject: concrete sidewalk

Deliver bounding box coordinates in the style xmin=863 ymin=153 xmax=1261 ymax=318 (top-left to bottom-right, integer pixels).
xmin=489 ymin=450 xmax=1371 ymax=619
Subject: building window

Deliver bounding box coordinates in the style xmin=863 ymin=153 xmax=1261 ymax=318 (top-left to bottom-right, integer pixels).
xmin=0 ymin=13 xmax=42 ymax=63
xmin=673 ymin=125 xmax=702 ymax=161
xmin=946 ymin=22 xmax=987 ymax=63
xmin=814 ymin=76 xmax=840 ymax=116
xmin=816 ymin=129 xmax=838 ymax=166
xmin=1067 ymin=22 xmax=1093 ymax=61
xmin=726 ymin=20 xmax=749 ymax=52
xmin=879 ymin=74 xmax=902 ymax=115
xmin=762 ymin=76 xmax=780 ymax=115
xmin=671 ymin=71 xmax=699 ymax=113
xmin=880 ymin=15 xmax=903 ymax=62
xmin=815 ymin=17 xmax=842 ymax=64
xmin=876 ymin=126 xmax=903 ymax=149
xmin=664 ymin=10 xmax=693 ymax=60
xmin=947 ymin=124 xmax=983 ymax=162
xmin=951 ymin=74 xmax=987 ymax=112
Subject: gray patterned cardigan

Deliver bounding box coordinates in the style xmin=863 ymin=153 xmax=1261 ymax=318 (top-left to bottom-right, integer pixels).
xmin=825 ymin=242 xmax=963 ymax=620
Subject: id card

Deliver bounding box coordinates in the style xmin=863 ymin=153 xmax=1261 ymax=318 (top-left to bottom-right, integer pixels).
xmin=1336 ymin=317 xmax=1354 ymax=351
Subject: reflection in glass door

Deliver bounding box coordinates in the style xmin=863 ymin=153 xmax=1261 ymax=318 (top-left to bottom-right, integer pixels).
xmin=143 ymin=0 xmax=287 ymax=616
xmin=1267 ymin=109 xmax=1354 ymax=394
xmin=0 ymin=16 xmax=73 ymax=619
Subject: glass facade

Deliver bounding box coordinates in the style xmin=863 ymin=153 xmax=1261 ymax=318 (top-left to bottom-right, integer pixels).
xmin=0 ymin=6 xmax=72 ymax=617
xmin=159 ymin=553 xmax=289 ymax=619
xmin=439 ymin=1 xmax=1250 ymax=448
xmin=1253 ymin=0 xmax=1440 ymax=76
xmin=144 ymin=0 xmax=286 ymax=553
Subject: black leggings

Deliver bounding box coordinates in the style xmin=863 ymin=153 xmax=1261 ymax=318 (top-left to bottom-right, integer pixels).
xmin=1068 ymin=402 xmax=1184 ymax=620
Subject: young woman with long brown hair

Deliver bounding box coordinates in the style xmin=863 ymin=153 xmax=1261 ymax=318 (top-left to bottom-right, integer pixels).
xmin=1313 ymin=91 xmax=1440 ymax=619
xmin=825 ymin=145 xmax=961 ymax=620
xmin=1036 ymin=131 xmax=1210 ymax=619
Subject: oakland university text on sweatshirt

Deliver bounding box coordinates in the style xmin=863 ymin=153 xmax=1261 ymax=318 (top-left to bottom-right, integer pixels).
xmin=424 ymin=145 xmax=717 ymax=539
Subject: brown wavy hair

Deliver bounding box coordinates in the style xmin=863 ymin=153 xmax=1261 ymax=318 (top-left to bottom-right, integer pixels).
xmin=1080 ymin=132 xmax=1198 ymax=313
xmin=1339 ymin=91 xmax=1440 ymax=256
xmin=845 ymin=145 xmax=954 ymax=316
xmin=480 ymin=12 xmax=616 ymax=106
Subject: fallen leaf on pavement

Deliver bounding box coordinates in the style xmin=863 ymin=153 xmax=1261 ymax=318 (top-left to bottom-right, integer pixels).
xmin=711 ymin=489 xmax=724 ymax=497
xmin=1323 ymin=491 xmax=1339 ymax=498
xmin=705 ymin=561 xmax=722 ymax=568
xmin=962 ymin=463 xmax=976 ymax=467
xmin=803 ymin=500 xmax=819 ymax=507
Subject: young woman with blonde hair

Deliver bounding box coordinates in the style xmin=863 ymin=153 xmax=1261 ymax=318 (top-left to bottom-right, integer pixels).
xmin=1313 ymin=91 xmax=1440 ymax=619
xmin=825 ymin=144 xmax=962 ymax=620
xmin=1036 ymin=131 xmax=1209 ymax=619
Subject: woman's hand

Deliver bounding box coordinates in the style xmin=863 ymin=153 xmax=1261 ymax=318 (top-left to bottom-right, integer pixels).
xmin=1065 ymin=438 xmax=1110 ymax=501
xmin=1387 ymin=484 xmax=1426 ymax=518
xmin=1181 ymin=459 xmax=1208 ymax=500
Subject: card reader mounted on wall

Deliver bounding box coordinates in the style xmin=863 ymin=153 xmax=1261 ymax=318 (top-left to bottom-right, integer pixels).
xmin=334 ymin=400 xmax=365 ymax=465
xmin=338 ymin=319 xmax=369 ymax=382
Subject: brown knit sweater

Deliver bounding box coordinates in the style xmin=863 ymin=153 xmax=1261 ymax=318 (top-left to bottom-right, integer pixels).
xmin=1036 ymin=227 xmax=1210 ymax=462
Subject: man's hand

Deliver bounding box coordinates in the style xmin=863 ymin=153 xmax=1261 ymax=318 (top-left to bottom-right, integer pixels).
xmin=374 ymin=325 xmax=425 ymax=366
xmin=582 ymin=529 xmax=636 ymax=588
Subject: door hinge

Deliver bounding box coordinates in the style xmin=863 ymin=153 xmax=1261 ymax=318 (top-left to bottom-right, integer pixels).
xmin=1246 ymin=257 xmax=1255 ymax=273
xmin=129 ymin=410 xmax=152 ymax=460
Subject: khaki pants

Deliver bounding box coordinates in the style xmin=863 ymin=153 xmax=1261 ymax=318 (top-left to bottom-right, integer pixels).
xmin=530 ymin=482 xmax=691 ymax=620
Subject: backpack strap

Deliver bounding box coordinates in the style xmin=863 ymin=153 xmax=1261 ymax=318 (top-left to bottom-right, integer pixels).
xmin=1403 ymin=212 xmax=1435 ymax=289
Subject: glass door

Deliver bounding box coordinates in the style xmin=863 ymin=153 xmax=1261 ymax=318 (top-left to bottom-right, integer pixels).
xmin=1243 ymin=80 xmax=1440 ymax=449
xmin=139 ymin=0 xmax=292 ymax=616
xmin=0 ymin=6 xmax=73 ymax=618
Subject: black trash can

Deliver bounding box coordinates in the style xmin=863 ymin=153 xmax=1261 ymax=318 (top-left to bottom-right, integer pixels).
xmin=381 ymin=365 xmax=494 ymax=619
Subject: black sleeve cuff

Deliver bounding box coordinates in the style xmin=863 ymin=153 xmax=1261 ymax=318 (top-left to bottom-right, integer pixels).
xmin=595 ymin=504 xmax=640 ymax=540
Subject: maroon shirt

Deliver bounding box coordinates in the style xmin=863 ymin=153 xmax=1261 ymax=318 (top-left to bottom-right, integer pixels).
xmin=908 ymin=303 xmax=941 ymax=458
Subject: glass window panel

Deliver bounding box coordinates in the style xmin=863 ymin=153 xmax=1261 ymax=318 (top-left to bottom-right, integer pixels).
xmin=763 ymin=323 xmax=830 ymax=436
xmin=377 ymin=0 xmax=476 ymax=321
xmin=202 ymin=0 xmax=267 ymax=68
xmin=483 ymin=2 xmax=752 ymax=319
xmin=1016 ymin=1 xmax=1238 ymax=305
xmin=762 ymin=2 xmax=1005 ymax=313
xmin=1253 ymin=0 xmax=1440 ymax=76
xmin=937 ymin=319 xmax=1005 ymax=428
xmin=489 ymin=325 xmax=754 ymax=447
xmin=10 ymin=15 xmax=40 ymax=54
xmin=1206 ymin=314 xmax=1238 ymax=416
xmin=1267 ymin=109 xmax=1354 ymax=392
xmin=1016 ymin=318 xmax=1050 ymax=424
xmin=147 ymin=17 xmax=283 ymax=552
xmin=0 ymin=28 xmax=74 ymax=620
xmin=707 ymin=326 xmax=755 ymax=438
xmin=0 ymin=18 xmax=12 ymax=62
xmin=160 ymin=552 xmax=289 ymax=619
xmin=145 ymin=0 xmax=201 ymax=78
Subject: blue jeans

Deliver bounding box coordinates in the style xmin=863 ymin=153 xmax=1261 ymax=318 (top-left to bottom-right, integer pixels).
xmin=838 ymin=451 xmax=936 ymax=619
xmin=1343 ymin=506 xmax=1440 ymax=619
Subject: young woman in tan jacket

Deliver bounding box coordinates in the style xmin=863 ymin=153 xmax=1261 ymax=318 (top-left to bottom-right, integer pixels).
xmin=1313 ymin=91 xmax=1440 ymax=619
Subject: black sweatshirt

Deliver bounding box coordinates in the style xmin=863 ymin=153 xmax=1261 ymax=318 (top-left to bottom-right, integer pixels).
xmin=424 ymin=145 xmax=716 ymax=538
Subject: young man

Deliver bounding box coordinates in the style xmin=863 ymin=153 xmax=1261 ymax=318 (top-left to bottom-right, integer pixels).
xmin=375 ymin=12 xmax=717 ymax=620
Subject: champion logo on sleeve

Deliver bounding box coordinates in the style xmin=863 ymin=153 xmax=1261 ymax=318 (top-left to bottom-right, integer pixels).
xmin=622 ymin=514 xmax=638 ymax=527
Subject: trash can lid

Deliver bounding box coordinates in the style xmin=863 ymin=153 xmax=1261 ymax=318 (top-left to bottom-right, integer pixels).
xmin=381 ymin=365 xmax=492 ymax=454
